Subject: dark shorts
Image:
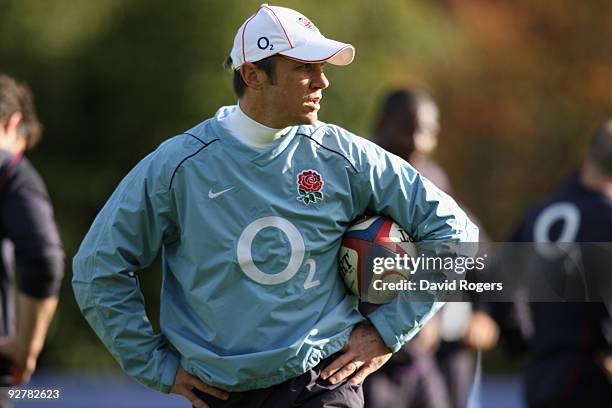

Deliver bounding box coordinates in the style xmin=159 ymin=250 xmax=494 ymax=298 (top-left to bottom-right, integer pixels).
xmin=363 ymin=352 xmax=451 ymax=408
xmin=192 ymin=353 xmax=364 ymax=408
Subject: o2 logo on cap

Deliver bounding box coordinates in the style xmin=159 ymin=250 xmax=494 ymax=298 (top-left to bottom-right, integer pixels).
xmin=257 ymin=36 xmax=274 ymax=50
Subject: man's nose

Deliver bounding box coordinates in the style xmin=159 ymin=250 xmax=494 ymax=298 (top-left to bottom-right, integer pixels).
xmin=311 ymin=70 xmax=329 ymax=91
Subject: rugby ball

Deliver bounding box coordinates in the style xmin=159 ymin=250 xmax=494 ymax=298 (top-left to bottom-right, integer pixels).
xmin=338 ymin=216 xmax=417 ymax=304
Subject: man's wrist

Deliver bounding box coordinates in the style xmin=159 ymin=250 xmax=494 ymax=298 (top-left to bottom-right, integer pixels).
xmin=363 ymin=322 xmax=393 ymax=353
xmin=366 ymin=312 xmax=401 ymax=353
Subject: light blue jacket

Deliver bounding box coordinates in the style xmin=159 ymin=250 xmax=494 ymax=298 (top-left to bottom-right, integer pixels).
xmin=72 ymin=106 xmax=478 ymax=393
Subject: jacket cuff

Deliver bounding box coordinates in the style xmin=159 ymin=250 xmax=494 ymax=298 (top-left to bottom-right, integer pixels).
xmin=159 ymin=349 xmax=180 ymax=393
xmin=367 ymin=311 xmax=402 ymax=353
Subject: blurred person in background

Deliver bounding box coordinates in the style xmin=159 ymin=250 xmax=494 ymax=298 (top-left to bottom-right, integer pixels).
xmin=365 ymin=89 xmax=499 ymax=408
xmin=506 ymin=120 xmax=612 ymax=407
xmin=0 ymin=74 xmax=64 ymax=407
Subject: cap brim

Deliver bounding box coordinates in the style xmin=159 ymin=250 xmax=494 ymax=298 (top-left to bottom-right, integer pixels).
xmin=279 ymin=38 xmax=355 ymax=66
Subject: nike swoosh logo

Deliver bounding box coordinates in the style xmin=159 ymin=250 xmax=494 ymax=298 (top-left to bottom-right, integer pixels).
xmin=208 ymin=187 xmax=233 ymax=199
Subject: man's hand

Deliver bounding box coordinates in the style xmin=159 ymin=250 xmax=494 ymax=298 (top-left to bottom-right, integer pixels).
xmin=0 ymin=294 xmax=59 ymax=384
xmin=170 ymin=365 xmax=229 ymax=408
xmin=0 ymin=337 xmax=35 ymax=384
xmin=463 ymin=310 xmax=500 ymax=351
xmin=320 ymin=323 xmax=392 ymax=386
xmin=600 ymin=354 xmax=612 ymax=383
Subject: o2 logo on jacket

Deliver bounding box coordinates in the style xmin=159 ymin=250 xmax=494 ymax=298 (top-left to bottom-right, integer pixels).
xmin=533 ymin=202 xmax=580 ymax=259
xmin=237 ymin=216 xmax=320 ymax=289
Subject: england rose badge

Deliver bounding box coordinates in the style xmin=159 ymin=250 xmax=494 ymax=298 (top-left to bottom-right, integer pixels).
xmin=296 ymin=170 xmax=324 ymax=205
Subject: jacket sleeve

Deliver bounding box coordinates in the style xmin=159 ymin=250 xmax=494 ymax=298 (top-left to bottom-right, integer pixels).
xmin=72 ymin=146 xmax=180 ymax=393
xmin=351 ymin=138 xmax=479 ymax=352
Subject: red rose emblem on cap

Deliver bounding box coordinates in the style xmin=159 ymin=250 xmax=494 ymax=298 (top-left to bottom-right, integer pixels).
xmin=297 ymin=170 xmax=324 ymax=205
xmin=297 ymin=17 xmax=317 ymax=32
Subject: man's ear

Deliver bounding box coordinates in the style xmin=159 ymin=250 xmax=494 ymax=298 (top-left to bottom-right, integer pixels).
xmin=1 ymin=112 xmax=22 ymax=137
xmin=240 ymin=63 xmax=267 ymax=90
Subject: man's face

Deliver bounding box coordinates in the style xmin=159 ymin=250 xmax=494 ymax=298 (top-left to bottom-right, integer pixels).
xmin=413 ymin=102 xmax=439 ymax=155
xmin=0 ymin=113 xmax=27 ymax=154
xmin=378 ymin=101 xmax=440 ymax=159
xmin=379 ymin=117 xmax=415 ymax=159
xmin=260 ymin=57 xmax=329 ymax=127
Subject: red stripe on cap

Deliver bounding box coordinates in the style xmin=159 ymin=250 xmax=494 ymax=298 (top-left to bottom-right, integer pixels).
xmin=262 ymin=5 xmax=294 ymax=48
xmin=241 ymin=10 xmax=261 ymax=64
xmin=279 ymin=45 xmax=353 ymax=63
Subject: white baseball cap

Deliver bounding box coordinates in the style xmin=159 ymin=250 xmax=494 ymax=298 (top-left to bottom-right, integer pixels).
xmin=229 ymin=4 xmax=355 ymax=70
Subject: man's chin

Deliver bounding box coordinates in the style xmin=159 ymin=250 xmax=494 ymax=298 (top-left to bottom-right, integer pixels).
xmin=284 ymin=112 xmax=318 ymax=127
xmin=300 ymin=112 xmax=318 ymax=125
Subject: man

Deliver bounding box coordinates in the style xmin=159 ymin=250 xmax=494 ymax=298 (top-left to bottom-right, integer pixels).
xmin=0 ymin=74 xmax=64 ymax=408
xmin=374 ymin=89 xmax=451 ymax=194
xmin=369 ymin=89 xmax=499 ymax=408
xmin=509 ymin=121 xmax=612 ymax=407
xmin=72 ymin=5 xmax=477 ymax=408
